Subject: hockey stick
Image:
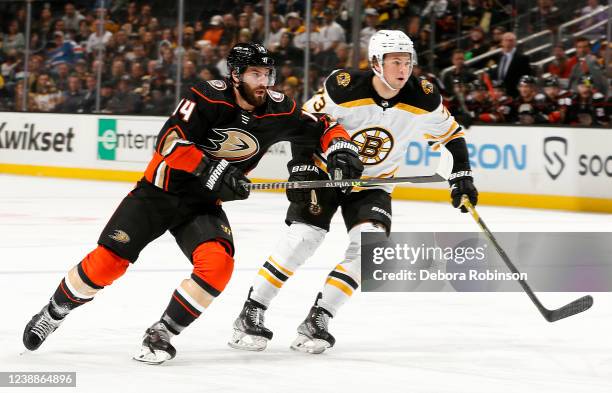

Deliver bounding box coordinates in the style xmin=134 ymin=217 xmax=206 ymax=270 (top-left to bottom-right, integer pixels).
xmin=245 ymin=173 xmax=446 ymax=191
xmin=460 ymin=195 xmax=594 ymax=322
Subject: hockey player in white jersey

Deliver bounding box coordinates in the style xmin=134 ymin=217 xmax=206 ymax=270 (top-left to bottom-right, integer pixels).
xmin=229 ymin=30 xmax=478 ymax=353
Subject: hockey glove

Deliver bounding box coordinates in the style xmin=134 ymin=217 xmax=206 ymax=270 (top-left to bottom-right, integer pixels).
xmin=326 ymin=139 xmax=364 ymax=187
xmin=286 ymin=160 xmax=320 ymax=203
xmin=449 ymin=171 xmax=478 ymax=213
xmin=200 ymin=158 xmax=251 ymax=202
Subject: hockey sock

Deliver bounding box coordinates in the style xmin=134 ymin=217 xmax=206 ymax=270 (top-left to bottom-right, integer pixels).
xmin=249 ymin=223 xmax=325 ymax=307
xmin=160 ymin=241 xmax=233 ymax=335
xmin=49 ymin=246 xmax=129 ymax=319
xmin=318 ymin=263 xmax=360 ymax=316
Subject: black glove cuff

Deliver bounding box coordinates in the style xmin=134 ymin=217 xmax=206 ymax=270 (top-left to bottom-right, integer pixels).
xmin=448 ymin=170 xmax=473 ymax=186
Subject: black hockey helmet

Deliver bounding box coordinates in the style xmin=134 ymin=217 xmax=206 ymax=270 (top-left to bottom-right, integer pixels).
xmin=543 ymin=75 xmax=559 ymax=87
xmin=518 ymin=75 xmax=536 ymax=86
xmin=227 ymin=42 xmax=275 ymax=75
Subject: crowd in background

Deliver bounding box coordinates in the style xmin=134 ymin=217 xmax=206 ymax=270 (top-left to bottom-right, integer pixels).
xmin=0 ymin=0 xmax=610 ymax=126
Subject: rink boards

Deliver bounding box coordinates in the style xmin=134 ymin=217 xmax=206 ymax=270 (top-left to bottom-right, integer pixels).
xmin=0 ymin=111 xmax=611 ymax=213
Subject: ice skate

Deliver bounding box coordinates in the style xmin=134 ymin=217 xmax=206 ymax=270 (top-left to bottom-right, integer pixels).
xmin=133 ymin=321 xmax=176 ymax=365
xmin=23 ymin=305 xmax=64 ymax=351
xmin=290 ymin=305 xmax=335 ymax=354
xmin=228 ymin=299 xmax=273 ymax=351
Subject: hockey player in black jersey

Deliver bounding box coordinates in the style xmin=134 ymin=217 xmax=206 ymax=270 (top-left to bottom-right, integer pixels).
xmin=565 ymin=75 xmax=609 ymax=127
xmin=22 ymin=42 xmax=363 ymax=364
xmin=229 ymin=30 xmax=478 ymax=354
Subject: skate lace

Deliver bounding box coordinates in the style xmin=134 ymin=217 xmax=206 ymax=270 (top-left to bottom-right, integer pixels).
xmin=248 ymin=306 xmax=265 ymax=327
xmin=32 ymin=316 xmax=57 ymax=340
xmin=315 ymin=310 xmax=329 ymax=330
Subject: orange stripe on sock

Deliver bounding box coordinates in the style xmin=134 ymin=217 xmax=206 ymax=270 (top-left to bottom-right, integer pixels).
xmin=335 ymin=264 xmax=347 ymax=273
xmin=60 ymin=281 xmax=87 ymax=304
xmin=172 ymin=294 xmax=199 ymax=317
xmin=325 ymin=277 xmax=353 ymax=296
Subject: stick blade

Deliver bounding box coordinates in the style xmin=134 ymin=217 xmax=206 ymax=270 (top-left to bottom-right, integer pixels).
xmin=546 ymin=295 xmax=593 ymax=322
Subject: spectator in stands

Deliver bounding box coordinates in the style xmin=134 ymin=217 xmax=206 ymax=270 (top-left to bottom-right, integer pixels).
xmin=179 ymin=26 xmax=200 ymax=63
xmin=578 ymin=0 xmax=607 ymax=39
xmin=547 ymin=44 xmax=574 ymax=79
xmin=567 ymin=37 xmax=608 ymax=95
xmin=34 ymin=6 xmax=54 ymax=44
xmin=31 ymin=72 xmax=62 ymax=112
xmin=460 ymin=0 xmax=483 ymax=33
xmin=285 ymin=12 xmax=304 ymax=35
xmin=221 ymin=13 xmax=239 ymax=46
xmin=80 ymin=74 xmax=97 ymax=113
xmin=443 ymin=49 xmax=476 ymax=96
xmin=86 ymin=20 xmax=112 ymax=54
xmin=62 ymin=3 xmax=85 ymax=33
xmin=53 ymin=62 xmax=71 ymax=91
xmin=203 ymin=15 xmax=225 ymax=47
xmin=264 ymin=15 xmax=286 ymax=50
xmin=106 ymin=75 xmax=141 ymax=114
xmin=180 ymin=60 xmax=199 ymax=96
xmin=421 ymin=0 xmax=449 ymax=18
xmin=491 ymin=32 xmax=532 ymax=97
xmin=59 ymin=73 xmax=85 ymax=113
xmin=46 ymin=31 xmax=83 ymax=69
xmin=129 ymin=61 xmax=146 ymax=90
xmin=529 ymin=0 xmax=562 ymax=33
xmin=294 ymin=16 xmax=323 ymax=55
xmin=270 ymin=32 xmax=303 ymax=64
xmin=360 ymin=8 xmax=380 ymax=49
xmin=465 ymin=26 xmax=490 ymax=67
xmin=198 ymin=65 xmax=221 ymax=81
xmin=215 ymin=44 xmax=230 ymax=77
xmin=110 ymin=58 xmax=127 ymax=86
xmin=489 ymin=26 xmax=506 ymax=50
xmin=4 ymin=20 xmax=25 ymax=55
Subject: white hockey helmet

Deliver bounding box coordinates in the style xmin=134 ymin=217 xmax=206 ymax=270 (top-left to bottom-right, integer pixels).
xmin=368 ymin=30 xmax=416 ymax=90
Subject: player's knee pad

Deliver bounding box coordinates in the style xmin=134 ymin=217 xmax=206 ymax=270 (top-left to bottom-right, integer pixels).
xmin=191 ymin=240 xmax=234 ymax=296
xmin=272 ymin=222 xmax=326 ymax=271
xmin=80 ymin=245 xmax=130 ymax=288
xmin=342 ymin=222 xmax=386 ymax=280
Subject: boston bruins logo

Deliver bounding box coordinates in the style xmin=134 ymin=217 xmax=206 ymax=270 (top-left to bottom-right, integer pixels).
xmin=351 ymin=127 xmax=394 ymax=165
xmin=203 ymin=128 xmax=260 ymax=162
xmin=420 ymin=78 xmax=433 ymax=94
xmin=336 ymin=72 xmax=351 ymax=87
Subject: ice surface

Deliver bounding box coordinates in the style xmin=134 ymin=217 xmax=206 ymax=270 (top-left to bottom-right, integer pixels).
xmin=1 ymin=175 xmax=610 ymax=393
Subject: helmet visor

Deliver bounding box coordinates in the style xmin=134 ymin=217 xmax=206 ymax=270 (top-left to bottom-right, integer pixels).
xmin=240 ymin=66 xmax=276 ymax=87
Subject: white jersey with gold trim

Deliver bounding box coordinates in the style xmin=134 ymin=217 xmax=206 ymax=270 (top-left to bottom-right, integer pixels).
xmin=303 ymin=69 xmax=463 ymax=193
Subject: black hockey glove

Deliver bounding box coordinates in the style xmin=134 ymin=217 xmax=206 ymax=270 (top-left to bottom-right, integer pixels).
xmin=286 ymin=160 xmax=320 ymax=203
xmin=326 ymin=139 xmax=364 ymax=184
xmin=449 ymin=171 xmax=478 ymax=213
xmin=200 ymin=158 xmax=251 ymax=202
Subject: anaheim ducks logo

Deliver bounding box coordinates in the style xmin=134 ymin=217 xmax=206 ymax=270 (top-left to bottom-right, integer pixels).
xmin=203 ymin=128 xmax=260 ymax=162
xmin=420 ymin=79 xmax=434 ymax=94
xmin=351 ymin=127 xmax=394 ymax=165
xmin=336 ymin=72 xmax=351 ymax=87
xmin=207 ymin=80 xmax=227 ymax=91
xmin=109 ymin=229 xmax=130 ymax=244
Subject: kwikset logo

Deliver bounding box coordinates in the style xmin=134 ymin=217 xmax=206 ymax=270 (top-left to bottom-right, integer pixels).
xmin=0 ymin=122 xmax=75 ymax=152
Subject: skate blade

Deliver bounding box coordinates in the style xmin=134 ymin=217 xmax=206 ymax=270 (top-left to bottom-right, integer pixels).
xmin=290 ymin=334 xmax=329 ymax=354
xmin=227 ymin=329 xmax=268 ymax=352
xmin=133 ymin=347 xmax=172 ymax=365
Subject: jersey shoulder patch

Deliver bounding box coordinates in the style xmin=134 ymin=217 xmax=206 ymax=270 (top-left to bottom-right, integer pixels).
xmin=324 ymin=69 xmax=373 ymax=106
xmin=259 ymin=89 xmax=296 ymax=117
xmin=207 ymin=79 xmax=228 ymax=91
xmin=397 ymin=76 xmax=442 ymax=113
xmin=190 ymin=80 xmax=235 ymax=108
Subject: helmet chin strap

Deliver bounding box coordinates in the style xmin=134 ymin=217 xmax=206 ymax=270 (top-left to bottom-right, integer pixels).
xmin=373 ymin=67 xmax=398 ymax=91
xmin=373 ymin=56 xmax=398 ymax=91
